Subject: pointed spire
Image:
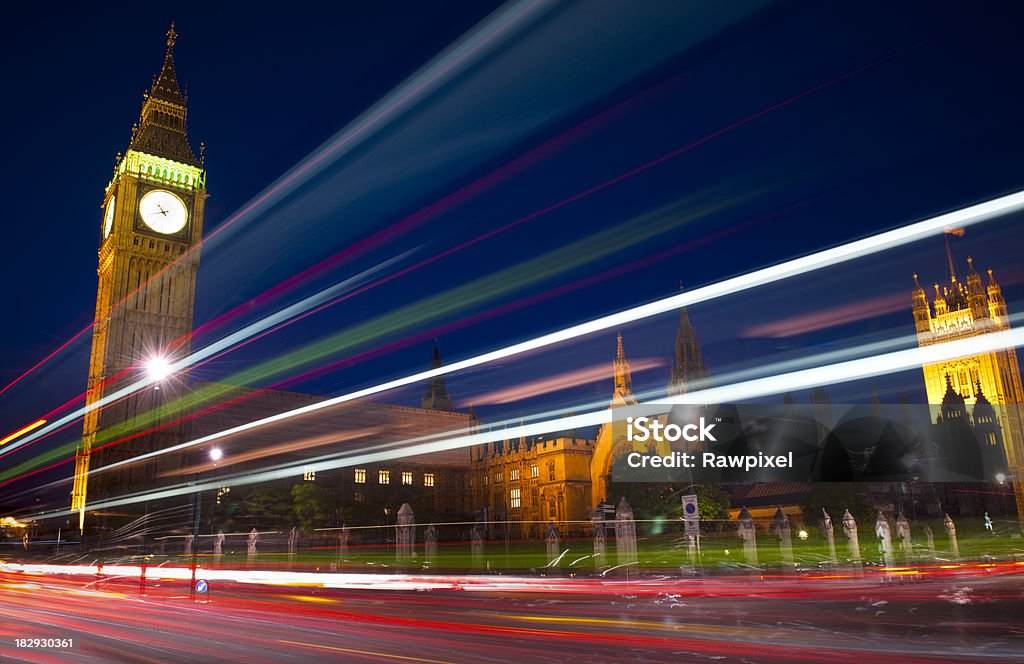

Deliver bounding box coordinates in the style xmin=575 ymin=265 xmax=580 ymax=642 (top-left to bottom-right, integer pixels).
xmin=612 ymin=332 xmax=634 ymax=403
xmin=128 ymin=23 xmax=200 ymax=166
xmin=974 ymin=380 xmax=990 ymax=406
xmin=150 ymin=22 xmax=186 ymax=106
xmin=944 ymin=234 xmax=958 ymax=283
xmin=669 ymin=281 xmax=709 ymax=395
xmin=421 ymin=340 xmax=452 ymax=411
xmin=940 ymin=373 xmax=967 ymax=420
xmin=430 ymin=338 xmax=442 ymax=368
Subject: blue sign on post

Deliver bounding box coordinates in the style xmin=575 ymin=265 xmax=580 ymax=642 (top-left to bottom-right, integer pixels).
xmin=682 ymin=494 xmax=699 ymax=536
xmin=195 ymin=579 xmax=208 ymax=594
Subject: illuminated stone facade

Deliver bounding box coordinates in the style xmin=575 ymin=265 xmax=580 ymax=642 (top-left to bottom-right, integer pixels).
xmin=473 ymin=302 xmax=709 ymax=535
xmin=913 ymin=253 xmax=1024 ymax=519
xmin=72 ymin=25 xmax=206 ymax=530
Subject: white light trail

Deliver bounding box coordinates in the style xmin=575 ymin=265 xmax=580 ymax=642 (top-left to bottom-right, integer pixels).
xmin=88 ymin=189 xmax=1024 ymax=475
xmin=3 ymin=254 xmax=408 ymax=455
xmin=33 ymin=324 xmax=1024 ymax=521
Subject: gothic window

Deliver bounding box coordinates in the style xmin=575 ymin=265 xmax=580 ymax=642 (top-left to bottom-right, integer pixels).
xmin=510 ymin=468 xmax=520 ymax=481
xmin=424 ymin=473 xmax=435 ymax=487
xmin=401 ymin=471 xmax=413 ymax=485
xmin=548 ymin=462 xmax=555 ymax=481
xmin=530 ymin=465 xmax=539 ymax=478
xmin=354 ymin=468 xmax=366 ymax=484
xmin=378 ymin=469 xmax=390 ymax=484
xmin=510 ymin=488 xmax=521 ymax=509
xmin=303 ymin=466 xmax=316 ymax=481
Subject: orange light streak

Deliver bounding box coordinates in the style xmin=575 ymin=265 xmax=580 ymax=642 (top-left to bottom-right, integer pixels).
xmin=0 ymin=419 xmax=46 ymax=447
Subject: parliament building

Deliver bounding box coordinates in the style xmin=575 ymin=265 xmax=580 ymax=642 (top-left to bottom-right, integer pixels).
xmin=72 ymin=27 xmax=1024 ymax=538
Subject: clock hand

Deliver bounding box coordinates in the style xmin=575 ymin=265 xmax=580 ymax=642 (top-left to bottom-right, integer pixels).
xmin=156 ymin=205 xmax=169 ymax=216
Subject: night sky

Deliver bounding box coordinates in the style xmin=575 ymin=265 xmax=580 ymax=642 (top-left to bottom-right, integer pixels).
xmin=3 ymin=1 xmax=1024 ymax=506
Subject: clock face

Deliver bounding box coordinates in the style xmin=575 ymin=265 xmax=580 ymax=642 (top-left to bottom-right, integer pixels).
xmin=139 ymin=190 xmax=188 ymax=234
xmin=103 ymin=196 xmax=116 ymax=238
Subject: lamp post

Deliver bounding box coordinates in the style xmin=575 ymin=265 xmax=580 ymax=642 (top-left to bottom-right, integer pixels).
xmin=189 ymin=447 xmax=222 ymax=600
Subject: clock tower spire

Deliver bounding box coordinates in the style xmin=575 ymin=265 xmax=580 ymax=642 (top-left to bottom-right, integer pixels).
xmin=71 ymin=24 xmax=207 ymax=532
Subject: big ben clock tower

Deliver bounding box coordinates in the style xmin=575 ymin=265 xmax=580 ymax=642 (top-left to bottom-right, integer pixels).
xmin=71 ymin=24 xmax=207 ymax=531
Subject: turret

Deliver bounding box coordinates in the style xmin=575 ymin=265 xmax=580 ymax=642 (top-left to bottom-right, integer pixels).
xmin=912 ymin=273 xmax=930 ymax=334
xmin=965 ymin=257 xmax=989 ymax=322
xmin=988 ymin=268 xmax=1008 ymax=324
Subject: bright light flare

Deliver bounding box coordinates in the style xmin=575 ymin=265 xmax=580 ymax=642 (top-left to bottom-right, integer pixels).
xmin=209 ymin=448 xmax=223 ymax=462
xmin=145 ymin=357 xmax=173 ymax=382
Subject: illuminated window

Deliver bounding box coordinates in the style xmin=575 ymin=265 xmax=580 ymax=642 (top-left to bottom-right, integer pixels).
xmin=510 ymin=488 xmax=521 ymax=509
xmin=510 ymin=468 xmax=520 ymax=481
xmin=531 ymin=465 xmax=539 ymax=478
xmin=495 ymin=471 xmax=503 ymax=483
xmin=402 ymin=471 xmax=413 ymax=485
xmin=216 ymin=486 xmax=230 ymax=506
xmin=424 ymin=473 xmax=435 ymax=487
xmin=354 ymin=468 xmax=366 ymax=484
xmin=483 ymin=474 xmax=488 ymax=486
xmin=303 ymin=466 xmax=316 ymax=481
xmin=379 ymin=469 xmax=390 ymax=484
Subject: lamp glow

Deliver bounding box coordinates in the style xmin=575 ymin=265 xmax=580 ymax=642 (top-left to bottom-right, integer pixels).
xmin=145 ymin=357 xmax=173 ymax=381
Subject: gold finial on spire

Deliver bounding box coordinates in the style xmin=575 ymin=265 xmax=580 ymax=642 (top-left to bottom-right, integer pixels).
xmin=166 ymin=21 xmax=178 ymax=50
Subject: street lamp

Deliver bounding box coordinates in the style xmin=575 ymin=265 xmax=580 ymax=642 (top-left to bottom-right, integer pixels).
xmin=190 ymin=446 xmax=225 ymax=600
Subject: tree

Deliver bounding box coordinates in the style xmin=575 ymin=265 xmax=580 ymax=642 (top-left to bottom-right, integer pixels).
xmin=292 ymin=482 xmax=338 ymax=533
xmin=800 ymin=482 xmax=874 ymax=530
xmin=237 ymin=486 xmax=293 ymax=530
xmin=606 ymin=482 xmax=731 ymax=533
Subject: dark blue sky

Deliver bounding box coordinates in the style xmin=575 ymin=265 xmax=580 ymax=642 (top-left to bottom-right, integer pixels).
xmin=3 ymin=1 xmax=1024 ymax=504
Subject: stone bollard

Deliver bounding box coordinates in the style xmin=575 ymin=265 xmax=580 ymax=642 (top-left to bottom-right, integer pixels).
xmin=737 ymin=507 xmax=758 ymax=568
xmin=471 ymin=524 xmax=485 ymax=569
xmin=213 ymin=530 xmax=224 ymax=561
xmin=396 ymin=503 xmax=415 ymax=561
xmin=924 ymin=525 xmax=937 ymax=559
xmin=247 ymin=528 xmax=259 ymax=566
xmin=875 ymin=511 xmax=894 ymax=569
xmin=895 ymin=513 xmax=912 ymax=559
xmin=592 ymin=515 xmax=607 ymax=569
xmin=842 ymin=509 xmax=861 ymax=565
xmin=944 ymin=513 xmax=960 ymax=561
xmin=545 ymin=519 xmax=561 ymax=566
xmin=821 ymin=509 xmax=838 ymax=565
xmin=614 ymin=497 xmax=638 ymax=568
xmin=425 ymin=524 xmax=438 ymax=565
xmin=772 ymin=507 xmax=794 ymax=568
xmin=338 ymin=524 xmax=350 ymax=564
